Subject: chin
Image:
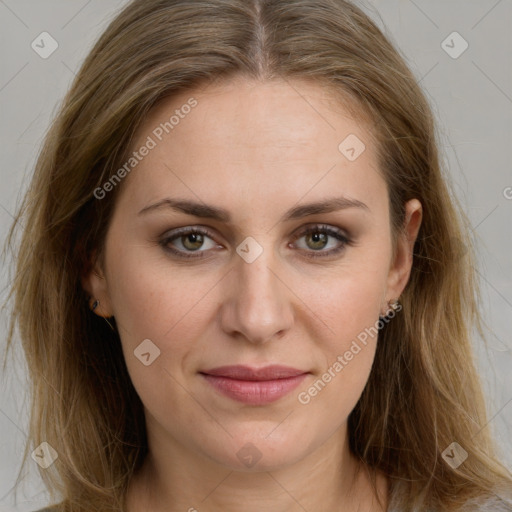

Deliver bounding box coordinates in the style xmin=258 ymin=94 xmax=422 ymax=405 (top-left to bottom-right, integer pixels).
xmin=195 ymin=426 xmax=315 ymax=472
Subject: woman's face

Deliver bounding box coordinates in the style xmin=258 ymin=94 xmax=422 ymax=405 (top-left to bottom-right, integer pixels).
xmin=84 ymin=77 xmax=421 ymax=472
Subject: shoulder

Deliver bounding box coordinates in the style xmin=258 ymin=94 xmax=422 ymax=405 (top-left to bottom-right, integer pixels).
xmin=387 ymin=488 xmax=512 ymax=511
xmin=457 ymin=494 xmax=512 ymax=512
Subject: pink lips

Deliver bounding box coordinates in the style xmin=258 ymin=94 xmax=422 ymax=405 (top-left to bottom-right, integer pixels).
xmin=200 ymin=365 xmax=308 ymax=405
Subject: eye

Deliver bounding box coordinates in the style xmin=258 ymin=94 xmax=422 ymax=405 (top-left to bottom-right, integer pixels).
xmin=291 ymin=224 xmax=351 ymax=259
xmin=159 ymin=226 xmax=219 ymax=259
xmin=159 ymin=224 xmax=352 ymax=260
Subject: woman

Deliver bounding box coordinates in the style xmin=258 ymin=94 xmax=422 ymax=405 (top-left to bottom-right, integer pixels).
xmin=5 ymin=0 xmax=512 ymax=510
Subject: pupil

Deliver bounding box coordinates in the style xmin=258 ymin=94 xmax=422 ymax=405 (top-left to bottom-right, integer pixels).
xmin=184 ymin=233 xmax=202 ymax=250
xmin=310 ymin=232 xmax=327 ymax=249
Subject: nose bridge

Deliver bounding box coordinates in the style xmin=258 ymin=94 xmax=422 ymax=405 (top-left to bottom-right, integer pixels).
xmin=221 ymin=236 xmax=293 ymax=344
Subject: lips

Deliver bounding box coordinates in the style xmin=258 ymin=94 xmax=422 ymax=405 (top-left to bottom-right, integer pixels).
xmin=202 ymin=365 xmax=306 ymax=380
xmin=200 ymin=365 xmax=309 ymax=405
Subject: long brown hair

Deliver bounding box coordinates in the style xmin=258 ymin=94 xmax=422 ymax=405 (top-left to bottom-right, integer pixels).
xmin=4 ymin=0 xmax=511 ymax=510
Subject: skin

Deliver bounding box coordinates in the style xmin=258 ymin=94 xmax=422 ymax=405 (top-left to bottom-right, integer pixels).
xmin=83 ymin=76 xmax=422 ymax=512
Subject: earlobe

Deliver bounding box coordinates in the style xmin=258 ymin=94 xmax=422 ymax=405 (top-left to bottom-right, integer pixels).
xmin=90 ymin=298 xmax=100 ymax=312
xmin=81 ymin=253 xmax=114 ymax=318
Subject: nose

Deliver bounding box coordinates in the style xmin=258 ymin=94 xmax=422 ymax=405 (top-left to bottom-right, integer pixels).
xmin=219 ymin=242 xmax=294 ymax=345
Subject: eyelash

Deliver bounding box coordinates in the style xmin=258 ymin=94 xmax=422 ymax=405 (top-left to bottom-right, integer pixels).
xmin=159 ymin=224 xmax=352 ymax=261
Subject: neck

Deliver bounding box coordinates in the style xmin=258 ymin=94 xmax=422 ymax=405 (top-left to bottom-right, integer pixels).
xmin=126 ymin=422 xmax=388 ymax=512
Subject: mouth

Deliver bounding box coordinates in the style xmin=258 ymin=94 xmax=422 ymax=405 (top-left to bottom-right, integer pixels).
xmin=199 ymin=365 xmax=309 ymax=405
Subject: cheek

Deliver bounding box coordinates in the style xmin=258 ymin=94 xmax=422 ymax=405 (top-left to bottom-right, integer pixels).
xmin=297 ymin=253 xmax=388 ymax=351
xmin=106 ymin=242 xmax=206 ymax=339
xmin=103 ymin=248 xmax=202 ymax=397
xmin=294 ymin=297 xmax=381 ymax=424
xmin=105 ymin=250 xmax=209 ymax=425
xmin=292 ymin=250 xmax=389 ymax=411
xmin=319 ymin=277 xmax=382 ymax=379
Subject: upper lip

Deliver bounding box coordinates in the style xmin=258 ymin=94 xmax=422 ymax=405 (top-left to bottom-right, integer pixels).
xmin=200 ymin=365 xmax=308 ymax=381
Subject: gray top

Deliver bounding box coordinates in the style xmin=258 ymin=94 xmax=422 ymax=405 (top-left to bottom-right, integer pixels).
xmin=33 ymin=493 xmax=512 ymax=511
xmin=387 ymin=494 xmax=512 ymax=511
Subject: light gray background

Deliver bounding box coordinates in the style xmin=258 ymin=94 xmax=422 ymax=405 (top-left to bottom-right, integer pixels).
xmin=0 ymin=1 xmax=511 ymax=510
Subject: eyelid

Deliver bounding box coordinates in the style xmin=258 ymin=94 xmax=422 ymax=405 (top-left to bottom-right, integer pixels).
xmin=159 ymin=223 xmax=352 ymax=260
xmin=159 ymin=225 xmax=220 ymax=257
xmin=290 ymin=223 xmax=351 ymax=259
xmin=290 ymin=222 xmax=349 ymax=239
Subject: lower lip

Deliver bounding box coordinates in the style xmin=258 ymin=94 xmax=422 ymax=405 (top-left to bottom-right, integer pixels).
xmin=201 ymin=373 xmax=308 ymax=405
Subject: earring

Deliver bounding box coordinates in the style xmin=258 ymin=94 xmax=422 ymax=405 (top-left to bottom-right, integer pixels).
xmin=388 ymin=298 xmax=400 ymax=311
xmin=380 ymin=298 xmax=401 ymax=318
xmin=103 ymin=316 xmax=116 ymax=332
xmin=88 ymin=297 xmax=116 ymax=332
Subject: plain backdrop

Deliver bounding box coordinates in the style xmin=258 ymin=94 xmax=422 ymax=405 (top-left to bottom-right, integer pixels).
xmin=0 ymin=1 xmax=511 ymax=510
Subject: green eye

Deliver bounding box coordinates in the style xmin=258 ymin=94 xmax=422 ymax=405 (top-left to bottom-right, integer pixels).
xmin=159 ymin=224 xmax=352 ymax=260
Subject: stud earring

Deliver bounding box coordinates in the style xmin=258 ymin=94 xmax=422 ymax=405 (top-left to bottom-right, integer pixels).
xmin=388 ymin=298 xmax=400 ymax=311
xmin=380 ymin=298 xmax=401 ymax=318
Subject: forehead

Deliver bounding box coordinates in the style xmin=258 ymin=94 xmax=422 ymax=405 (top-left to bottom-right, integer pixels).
xmin=142 ymin=76 xmax=373 ymax=146
xmin=116 ymin=77 xmax=385 ymax=217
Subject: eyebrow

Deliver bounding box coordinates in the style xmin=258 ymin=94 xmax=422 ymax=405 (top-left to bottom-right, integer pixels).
xmin=138 ymin=196 xmax=369 ymax=222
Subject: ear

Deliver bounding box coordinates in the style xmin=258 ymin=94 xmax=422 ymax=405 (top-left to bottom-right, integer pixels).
xmin=81 ymin=249 xmax=114 ymax=318
xmin=382 ymin=198 xmax=422 ymax=311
